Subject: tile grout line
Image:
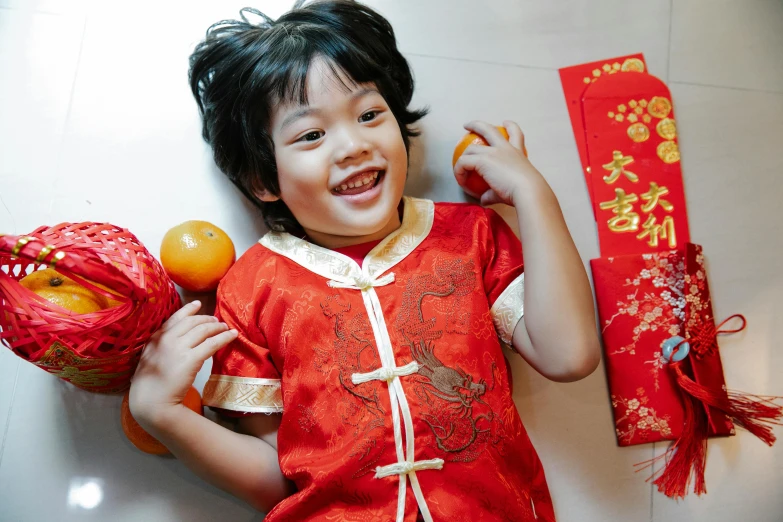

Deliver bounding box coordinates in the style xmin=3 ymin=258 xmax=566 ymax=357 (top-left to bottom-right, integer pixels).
xmin=669 ymin=80 xmax=783 ymax=95
xmin=46 ymin=14 xmax=88 ymax=220
xmin=666 ymin=0 xmax=673 ymax=83
xmin=404 ymin=52 xmax=557 ymax=72
xmin=0 ymin=361 xmax=21 ymax=470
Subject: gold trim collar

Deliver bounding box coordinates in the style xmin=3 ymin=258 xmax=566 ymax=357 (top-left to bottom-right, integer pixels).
xmin=259 ymin=196 xmax=434 ymax=284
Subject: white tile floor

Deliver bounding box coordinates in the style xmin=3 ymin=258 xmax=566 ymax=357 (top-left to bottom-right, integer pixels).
xmin=1 ymin=0 xmax=781 ymax=520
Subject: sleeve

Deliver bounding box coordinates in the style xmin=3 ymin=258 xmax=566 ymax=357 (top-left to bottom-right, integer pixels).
xmin=201 ymin=257 xmax=283 ymax=416
xmin=481 ymin=207 xmax=525 ymax=345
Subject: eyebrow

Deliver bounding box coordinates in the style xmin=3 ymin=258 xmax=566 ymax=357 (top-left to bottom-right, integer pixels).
xmin=277 ymin=87 xmax=381 ymax=133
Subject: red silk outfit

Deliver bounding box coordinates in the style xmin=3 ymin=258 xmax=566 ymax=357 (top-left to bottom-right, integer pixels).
xmin=203 ymin=197 xmax=555 ymax=521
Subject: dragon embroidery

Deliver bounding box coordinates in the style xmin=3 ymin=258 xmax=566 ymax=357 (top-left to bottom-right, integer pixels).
xmin=396 ymin=257 xmax=504 ymax=461
xmin=315 ymin=294 xmax=387 ymax=478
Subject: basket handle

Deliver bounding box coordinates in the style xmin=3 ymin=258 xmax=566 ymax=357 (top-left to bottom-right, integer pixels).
xmin=0 ymin=233 xmax=143 ymax=303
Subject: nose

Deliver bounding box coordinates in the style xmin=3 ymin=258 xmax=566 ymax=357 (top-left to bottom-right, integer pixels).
xmin=333 ymin=123 xmax=371 ymax=163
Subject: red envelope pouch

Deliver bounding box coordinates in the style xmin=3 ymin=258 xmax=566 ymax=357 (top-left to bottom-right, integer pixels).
xmin=591 ymin=243 xmax=733 ymax=447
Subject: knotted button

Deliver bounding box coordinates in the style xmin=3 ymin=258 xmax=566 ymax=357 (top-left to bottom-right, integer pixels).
xmin=328 ymin=272 xmax=395 ymax=291
xmin=374 ymin=458 xmax=444 ymax=479
xmin=352 ymin=361 xmax=420 ymax=385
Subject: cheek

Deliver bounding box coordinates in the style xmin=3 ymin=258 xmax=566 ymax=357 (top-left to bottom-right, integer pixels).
xmin=383 ymin=124 xmax=407 ymax=160
xmin=276 ymin=151 xmax=326 ymax=197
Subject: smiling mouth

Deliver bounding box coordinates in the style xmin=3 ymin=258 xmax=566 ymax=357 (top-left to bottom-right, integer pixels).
xmin=332 ymin=170 xmax=385 ymax=196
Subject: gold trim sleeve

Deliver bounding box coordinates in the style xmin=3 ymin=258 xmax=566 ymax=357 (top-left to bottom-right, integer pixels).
xmin=489 ymin=273 xmax=525 ymax=345
xmin=202 ymin=375 xmax=284 ymax=413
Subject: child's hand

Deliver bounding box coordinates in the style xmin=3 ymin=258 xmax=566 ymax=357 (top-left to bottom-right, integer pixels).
xmin=129 ymin=300 xmax=237 ymax=428
xmin=453 ymin=120 xmax=550 ymax=206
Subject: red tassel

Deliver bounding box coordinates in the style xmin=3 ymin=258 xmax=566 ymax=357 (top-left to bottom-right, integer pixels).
xmin=645 ymin=360 xmax=709 ymax=498
xmin=640 ymin=314 xmax=782 ymax=498
xmin=635 ymin=314 xmax=782 ymax=498
xmin=671 ymin=363 xmax=783 ymax=446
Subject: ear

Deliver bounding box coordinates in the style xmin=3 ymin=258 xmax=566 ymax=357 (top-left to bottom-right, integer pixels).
xmin=255 ymin=187 xmax=280 ymax=202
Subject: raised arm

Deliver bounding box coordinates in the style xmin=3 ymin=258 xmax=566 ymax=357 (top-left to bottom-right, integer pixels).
xmin=454 ymin=120 xmax=601 ymax=382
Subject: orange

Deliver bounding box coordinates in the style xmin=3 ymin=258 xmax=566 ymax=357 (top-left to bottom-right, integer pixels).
xmin=160 ymin=221 xmax=235 ymax=292
xmin=19 ymin=268 xmax=122 ymax=314
xmin=452 ymin=125 xmax=527 ymax=196
xmin=121 ymin=385 xmax=203 ymax=455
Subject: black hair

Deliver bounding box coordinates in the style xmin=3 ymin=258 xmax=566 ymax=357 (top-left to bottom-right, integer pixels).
xmin=188 ymin=0 xmax=429 ymax=234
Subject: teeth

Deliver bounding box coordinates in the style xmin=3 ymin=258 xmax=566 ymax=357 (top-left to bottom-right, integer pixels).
xmin=334 ymin=170 xmax=381 ymax=193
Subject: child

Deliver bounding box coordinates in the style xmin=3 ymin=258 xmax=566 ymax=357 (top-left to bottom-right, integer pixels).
xmin=129 ymin=1 xmax=600 ymax=520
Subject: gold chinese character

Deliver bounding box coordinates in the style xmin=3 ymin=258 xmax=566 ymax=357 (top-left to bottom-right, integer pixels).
xmin=600 ymin=189 xmax=640 ymax=232
xmin=637 ymin=215 xmax=677 ymax=248
xmin=602 ymin=151 xmax=639 ymax=184
xmin=641 ymin=182 xmax=674 ymax=213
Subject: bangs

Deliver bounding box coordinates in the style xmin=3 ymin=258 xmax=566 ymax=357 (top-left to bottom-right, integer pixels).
xmin=261 ymin=28 xmax=380 ymax=109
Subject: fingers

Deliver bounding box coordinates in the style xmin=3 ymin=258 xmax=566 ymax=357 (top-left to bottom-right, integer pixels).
xmin=161 ymin=300 xmax=202 ymax=332
xmin=464 ymin=120 xmax=508 ymax=147
xmin=168 ymin=313 xmax=220 ymax=338
xmin=181 ymin=320 xmax=231 ymax=349
xmin=502 ymin=120 xmax=526 ymax=152
xmin=453 ymin=152 xmax=482 ymax=181
xmin=191 ymin=329 xmax=238 ymax=362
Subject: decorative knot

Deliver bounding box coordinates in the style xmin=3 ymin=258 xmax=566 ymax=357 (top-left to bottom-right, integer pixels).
xmin=352 ymin=361 xmax=420 ymax=385
xmin=327 ymin=272 xmax=395 ymax=291
xmin=678 ymin=314 xmax=747 ymax=360
xmin=374 ymin=458 xmax=444 ymax=479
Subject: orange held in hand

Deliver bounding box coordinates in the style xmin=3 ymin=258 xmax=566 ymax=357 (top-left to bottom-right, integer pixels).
xmin=160 ymin=221 xmax=235 ymax=292
xmin=452 ymin=125 xmax=527 ymax=196
xmin=121 ymin=385 xmax=203 ymax=455
xmin=19 ymin=268 xmax=122 ymax=314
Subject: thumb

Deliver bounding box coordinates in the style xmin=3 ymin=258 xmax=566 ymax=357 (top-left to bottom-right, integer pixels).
xmin=480 ymin=189 xmax=503 ymax=206
xmin=192 ymin=329 xmax=238 ymax=362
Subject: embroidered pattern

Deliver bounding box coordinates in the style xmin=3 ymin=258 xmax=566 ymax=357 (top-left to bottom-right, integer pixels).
xmin=412 ymin=340 xmax=500 ymax=460
xmin=395 ymin=260 xmax=504 ymax=463
xmin=602 ymin=251 xmax=685 ymax=390
xmin=684 ymin=248 xmax=710 ymax=335
xmin=202 ymin=375 xmax=283 ymax=412
xmin=260 ymin=197 xmax=434 ymax=286
xmin=317 ymin=294 xmax=388 ymax=478
xmin=612 ymin=387 xmax=673 ymax=444
xmin=490 ymin=273 xmax=525 ymax=344
xmin=35 ymin=341 xmax=136 ymax=390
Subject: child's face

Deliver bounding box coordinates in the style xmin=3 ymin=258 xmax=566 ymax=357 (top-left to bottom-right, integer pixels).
xmin=266 ymin=57 xmax=408 ymax=249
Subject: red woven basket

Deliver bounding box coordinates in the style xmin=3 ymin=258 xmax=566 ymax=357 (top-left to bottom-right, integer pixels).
xmin=0 ymin=223 xmax=181 ymax=393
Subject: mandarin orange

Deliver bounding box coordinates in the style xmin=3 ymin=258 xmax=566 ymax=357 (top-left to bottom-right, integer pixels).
xmin=160 ymin=221 xmax=235 ymax=292
xmin=19 ymin=268 xmax=122 ymax=314
xmin=121 ymin=385 xmax=203 ymax=455
xmin=452 ymin=125 xmax=528 ymax=196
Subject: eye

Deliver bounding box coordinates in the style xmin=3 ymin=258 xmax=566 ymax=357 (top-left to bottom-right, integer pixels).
xmin=298 ymin=130 xmax=323 ymax=142
xmin=360 ymin=110 xmax=380 ymax=122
